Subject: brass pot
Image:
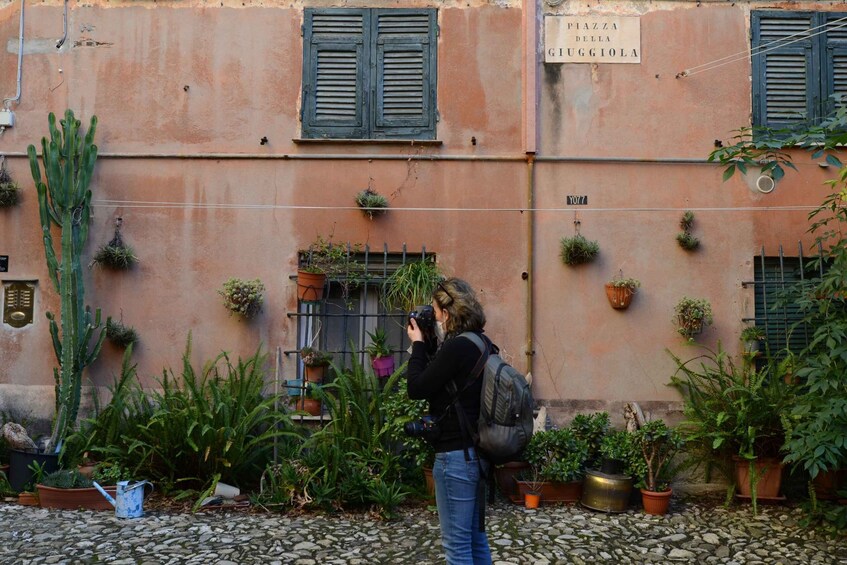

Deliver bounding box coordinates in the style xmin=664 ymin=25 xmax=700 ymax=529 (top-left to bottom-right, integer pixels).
xmin=581 ymin=469 xmax=633 ymax=513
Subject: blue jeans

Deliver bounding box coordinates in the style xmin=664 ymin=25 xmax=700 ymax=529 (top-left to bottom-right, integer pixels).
xmin=433 ymin=448 xmax=492 ymax=565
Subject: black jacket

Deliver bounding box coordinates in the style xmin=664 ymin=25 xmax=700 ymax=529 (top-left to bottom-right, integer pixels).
xmin=407 ymin=333 xmax=485 ymax=453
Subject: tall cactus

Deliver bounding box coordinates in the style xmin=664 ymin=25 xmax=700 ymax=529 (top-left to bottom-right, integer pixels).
xmin=28 ymin=110 xmax=108 ymax=453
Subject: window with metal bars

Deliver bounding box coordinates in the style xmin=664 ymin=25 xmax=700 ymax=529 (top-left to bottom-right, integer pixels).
xmin=748 ymin=253 xmax=820 ymax=357
xmin=290 ymin=246 xmax=434 ymax=377
xmin=752 ymin=11 xmax=847 ymax=128
xmin=300 ymin=8 xmax=438 ymax=140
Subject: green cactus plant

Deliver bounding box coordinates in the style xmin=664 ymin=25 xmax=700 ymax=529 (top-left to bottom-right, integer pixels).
xmin=27 ymin=110 xmax=109 ymax=453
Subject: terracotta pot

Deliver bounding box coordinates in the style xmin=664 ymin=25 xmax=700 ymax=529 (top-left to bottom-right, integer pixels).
xmin=813 ymin=469 xmax=847 ymax=500
xmin=304 ymin=365 xmax=326 ymax=384
xmin=37 ymin=484 xmax=117 ymax=511
xmin=516 ymin=479 xmax=582 ymax=503
xmin=734 ymin=457 xmax=783 ymax=499
xmin=524 ymin=492 xmax=541 ymax=509
xmin=423 ymin=467 xmax=435 ymax=497
xmin=296 ymin=270 xmax=326 ymax=302
xmin=294 ymin=397 xmax=322 ymax=416
xmin=494 ymin=461 xmax=531 ymax=499
xmin=604 ymin=284 xmax=635 ymax=309
xmin=641 ymin=488 xmax=672 ymax=515
xmin=371 ymin=356 xmax=395 ymax=378
xmin=77 ymin=463 xmax=97 ymax=479
xmin=17 ymin=491 xmax=38 ymax=506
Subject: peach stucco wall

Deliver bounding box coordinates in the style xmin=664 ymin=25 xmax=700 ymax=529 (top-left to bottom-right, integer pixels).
xmin=0 ymin=0 xmax=837 ymax=427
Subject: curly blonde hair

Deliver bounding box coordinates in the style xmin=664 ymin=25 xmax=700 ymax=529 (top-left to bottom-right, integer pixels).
xmin=432 ymin=277 xmax=486 ymax=336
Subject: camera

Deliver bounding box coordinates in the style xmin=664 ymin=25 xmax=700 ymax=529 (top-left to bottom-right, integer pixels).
xmin=404 ymin=415 xmax=441 ymax=442
xmin=408 ymin=304 xmax=435 ymax=332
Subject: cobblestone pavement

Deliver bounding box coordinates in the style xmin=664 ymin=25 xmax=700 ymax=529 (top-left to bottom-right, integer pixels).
xmin=1 ymin=497 xmax=846 ymax=564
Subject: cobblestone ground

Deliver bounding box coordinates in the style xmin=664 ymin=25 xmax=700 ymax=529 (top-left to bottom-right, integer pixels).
xmin=1 ymin=497 xmax=846 ymax=564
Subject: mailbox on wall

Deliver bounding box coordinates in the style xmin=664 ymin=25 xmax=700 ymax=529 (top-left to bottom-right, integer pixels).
xmin=3 ymin=281 xmax=35 ymax=328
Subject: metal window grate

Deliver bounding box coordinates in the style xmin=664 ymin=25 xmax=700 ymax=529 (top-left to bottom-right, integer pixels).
xmin=287 ymin=243 xmax=433 ymax=378
xmin=743 ymin=244 xmax=823 ymax=356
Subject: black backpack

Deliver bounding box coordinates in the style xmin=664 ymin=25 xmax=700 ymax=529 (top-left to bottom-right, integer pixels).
xmin=459 ymin=332 xmax=535 ymax=464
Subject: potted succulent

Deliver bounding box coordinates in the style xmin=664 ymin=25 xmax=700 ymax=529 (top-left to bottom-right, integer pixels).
xmin=219 ymin=277 xmax=265 ymax=319
xmin=669 ymin=344 xmax=796 ymax=514
xmin=300 ymin=346 xmax=333 ymax=383
xmin=674 ymin=296 xmax=713 ymax=340
xmin=676 ymin=210 xmax=700 ymax=251
xmin=560 ymin=233 xmax=600 ymax=266
xmin=16 ymin=110 xmax=109 ymax=483
xmin=632 ymin=419 xmax=685 ymax=515
xmin=365 ymin=328 xmax=395 ymax=378
xmin=355 ymin=188 xmax=389 ymax=220
xmin=604 ymin=275 xmax=641 ymax=310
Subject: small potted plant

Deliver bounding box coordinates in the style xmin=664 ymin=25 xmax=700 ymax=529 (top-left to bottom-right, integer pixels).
xmin=297 ymin=236 xmax=366 ymax=305
xmin=381 ymin=258 xmax=443 ymax=313
xmin=219 ymin=277 xmax=265 ymax=319
xmin=604 ymin=275 xmax=641 ymax=310
xmin=300 ymin=346 xmax=333 ymax=383
xmin=524 ymin=428 xmax=589 ymax=502
xmin=36 ymin=468 xmax=118 ymax=511
xmin=674 ymin=296 xmax=713 ymax=340
xmin=365 ymin=328 xmax=395 ymax=378
xmin=355 ymin=188 xmax=389 ymax=220
xmin=740 ymin=326 xmax=766 ymax=357
xmin=515 ymin=467 xmax=545 ymax=509
xmin=676 ymin=210 xmax=700 ymax=251
xmin=560 ymin=234 xmax=600 ymax=266
xmin=632 ymin=419 xmax=685 ymax=515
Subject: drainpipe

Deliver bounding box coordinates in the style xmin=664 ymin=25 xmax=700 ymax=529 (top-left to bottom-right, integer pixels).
xmin=3 ymin=0 xmax=26 ymax=109
xmin=523 ymin=0 xmax=538 ymax=376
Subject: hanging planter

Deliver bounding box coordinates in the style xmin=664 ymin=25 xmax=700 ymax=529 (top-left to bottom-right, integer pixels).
xmin=355 ymin=187 xmax=389 ymax=220
xmin=604 ymin=275 xmax=640 ymax=310
xmin=676 ymin=210 xmax=700 ymax=251
xmin=219 ymin=277 xmax=265 ymax=319
xmin=92 ymin=218 xmax=138 ymax=270
xmin=560 ymin=219 xmax=599 ymax=266
xmin=296 ymin=269 xmax=327 ymax=302
xmin=0 ymin=166 xmax=20 ymax=208
xmin=674 ymin=296 xmax=713 ymax=340
xmin=105 ymin=318 xmax=138 ymax=348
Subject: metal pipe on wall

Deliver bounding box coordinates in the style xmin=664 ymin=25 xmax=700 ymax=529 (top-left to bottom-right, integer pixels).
xmin=3 ymin=0 xmax=26 ymax=109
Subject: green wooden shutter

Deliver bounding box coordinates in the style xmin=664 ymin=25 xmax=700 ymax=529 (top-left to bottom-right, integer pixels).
xmin=752 ymin=12 xmax=816 ymax=128
xmin=823 ymin=13 xmax=847 ymax=114
xmin=302 ymin=9 xmax=368 ymax=139
xmin=372 ymin=10 xmax=436 ymax=139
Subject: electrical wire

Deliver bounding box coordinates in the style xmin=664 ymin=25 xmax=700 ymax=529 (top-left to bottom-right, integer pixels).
xmin=678 ymin=16 xmax=847 ymax=78
xmin=90 ymin=199 xmax=821 ymax=213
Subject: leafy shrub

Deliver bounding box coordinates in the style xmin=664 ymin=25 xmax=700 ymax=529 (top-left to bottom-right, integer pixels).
xmin=559 ymin=234 xmax=599 ymax=266
xmin=525 ymin=428 xmax=589 ymax=483
xmin=570 ymin=411 xmax=610 ymax=469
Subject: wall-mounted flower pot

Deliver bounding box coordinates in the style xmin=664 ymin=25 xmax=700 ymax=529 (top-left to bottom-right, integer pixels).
xmin=285 ymin=378 xmax=304 ymax=397
xmin=372 ymin=356 xmax=395 ymax=378
xmin=304 ymin=365 xmax=327 ymax=383
xmin=294 ymin=397 xmax=321 ymax=416
xmin=604 ymin=284 xmax=635 ymax=309
xmin=296 ymin=270 xmax=326 ymax=302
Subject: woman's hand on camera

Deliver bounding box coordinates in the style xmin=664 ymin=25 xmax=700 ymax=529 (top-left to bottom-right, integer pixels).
xmin=407 ymin=317 xmax=424 ymax=343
